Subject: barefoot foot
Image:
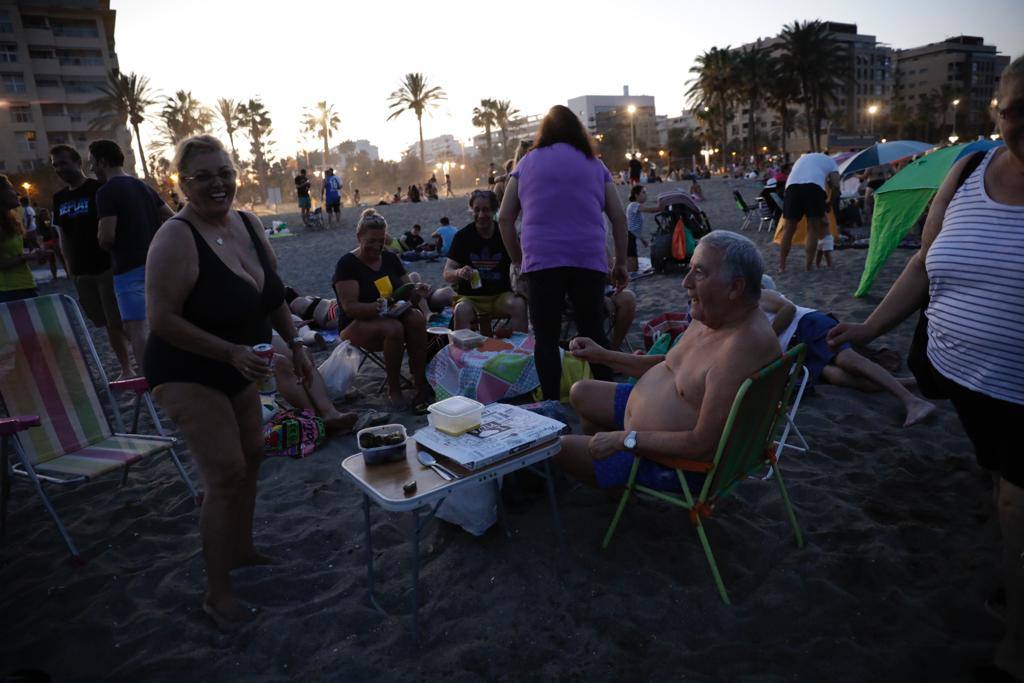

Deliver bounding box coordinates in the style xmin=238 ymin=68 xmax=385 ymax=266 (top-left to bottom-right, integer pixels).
xmin=903 ymin=399 xmax=937 ymax=427
xmin=324 ymin=411 xmax=359 ymax=435
xmin=202 ymin=596 xmax=258 ymax=631
xmin=234 ymin=548 xmax=276 ymax=569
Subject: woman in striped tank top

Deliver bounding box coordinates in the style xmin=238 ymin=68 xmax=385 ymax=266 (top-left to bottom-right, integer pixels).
xmin=829 ymin=56 xmax=1024 ymax=679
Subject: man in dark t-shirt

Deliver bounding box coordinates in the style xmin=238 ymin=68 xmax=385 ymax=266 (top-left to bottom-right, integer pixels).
xmin=91 ymin=139 xmax=173 ymax=372
xmin=443 ymin=190 xmax=527 ymax=334
xmin=49 ymin=143 xmax=133 ymax=378
xmin=402 ymin=224 xmax=425 ymax=252
xmin=295 ymin=169 xmax=312 ymax=224
xmin=628 ymin=155 xmax=642 ymax=184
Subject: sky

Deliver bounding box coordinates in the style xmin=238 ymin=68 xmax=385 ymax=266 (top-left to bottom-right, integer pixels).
xmin=110 ymin=0 xmax=1023 ymax=162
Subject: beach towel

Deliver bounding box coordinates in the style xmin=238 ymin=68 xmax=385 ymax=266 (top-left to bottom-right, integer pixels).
xmin=264 ymin=409 xmax=326 ymax=458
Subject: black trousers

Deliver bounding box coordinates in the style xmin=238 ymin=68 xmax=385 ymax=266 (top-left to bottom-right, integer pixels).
xmin=525 ymin=267 xmax=612 ymax=400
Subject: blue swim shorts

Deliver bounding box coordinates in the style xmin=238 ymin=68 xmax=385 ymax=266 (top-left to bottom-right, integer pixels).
xmin=113 ymin=265 xmax=146 ymax=322
xmin=592 ymin=383 xmax=706 ymax=493
xmin=794 ymin=311 xmax=850 ymax=382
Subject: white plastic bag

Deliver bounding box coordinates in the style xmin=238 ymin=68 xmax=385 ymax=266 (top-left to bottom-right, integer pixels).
xmin=436 ymin=478 xmax=501 ymax=536
xmin=317 ymin=340 xmax=359 ymax=400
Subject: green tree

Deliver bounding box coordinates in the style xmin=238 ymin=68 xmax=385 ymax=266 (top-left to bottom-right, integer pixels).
xmin=779 ymin=20 xmax=849 ymax=152
xmin=237 ymin=98 xmax=273 ymax=188
xmin=763 ymin=56 xmax=800 ymax=158
xmin=735 ymin=46 xmax=772 ymax=158
xmin=687 ymin=46 xmax=739 ymax=168
xmin=472 ymin=98 xmax=497 ymax=162
xmin=386 ymin=73 xmax=447 ymax=163
xmin=302 ymin=101 xmax=341 ymax=172
xmin=216 ymin=97 xmax=242 ymax=164
xmin=158 ymin=90 xmax=213 ymax=149
xmin=491 ymin=99 xmax=520 ymax=157
xmin=89 ymin=69 xmax=157 ymax=179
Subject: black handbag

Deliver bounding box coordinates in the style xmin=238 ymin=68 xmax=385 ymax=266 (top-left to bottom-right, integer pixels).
xmin=905 ymin=151 xmax=987 ymax=400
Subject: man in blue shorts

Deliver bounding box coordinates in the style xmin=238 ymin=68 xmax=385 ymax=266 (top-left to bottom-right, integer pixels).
xmin=92 ymin=139 xmax=174 ymax=374
xmin=558 ymin=232 xmax=781 ymax=493
xmin=321 ymin=168 xmax=342 ymax=227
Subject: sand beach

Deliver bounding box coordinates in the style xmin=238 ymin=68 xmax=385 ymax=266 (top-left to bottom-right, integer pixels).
xmin=0 ymin=178 xmax=1003 ymax=681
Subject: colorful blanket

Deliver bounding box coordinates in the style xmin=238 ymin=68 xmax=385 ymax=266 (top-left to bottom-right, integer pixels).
xmin=427 ymin=332 xmax=539 ymax=404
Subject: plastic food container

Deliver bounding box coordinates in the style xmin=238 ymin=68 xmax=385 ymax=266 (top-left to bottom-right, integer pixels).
xmin=450 ymin=328 xmax=485 ymax=350
xmin=358 ymin=424 xmax=408 ymax=465
xmin=427 ymin=396 xmax=484 ymax=436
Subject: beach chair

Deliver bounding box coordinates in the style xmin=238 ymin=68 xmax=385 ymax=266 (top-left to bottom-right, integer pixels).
xmin=733 ymin=190 xmax=757 ymax=231
xmin=756 ymin=197 xmax=777 ymax=233
xmin=602 ymin=344 xmax=807 ymax=604
xmin=354 ymin=345 xmax=415 ymax=393
xmin=0 ymin=294 xmax=197 ymax=564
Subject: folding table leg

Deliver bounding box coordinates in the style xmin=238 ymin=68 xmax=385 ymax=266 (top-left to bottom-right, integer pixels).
xmin=494 ymin=479 xmax=511 ymax=539
xmin=1 ymin=438 xmax=9 ymax=538
xmin=363 ymin=494 xmax=385 ymax=614
xmin=542 ymin=460 xmax=565 ymax=555
xmin=411 ymin=507 xmax=420 ymax=643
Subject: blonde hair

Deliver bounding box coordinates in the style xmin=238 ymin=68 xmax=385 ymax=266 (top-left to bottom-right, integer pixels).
xmin=356 ymin=208 xmax=388 ymax=235
xmin=0 ymin=174 xmax=24 ymax=239
xmin=173 ymin=134 xmax=230 ymax=174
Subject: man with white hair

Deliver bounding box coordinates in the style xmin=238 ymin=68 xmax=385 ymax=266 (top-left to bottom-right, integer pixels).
xmin=559 ymin=231 xmax=780 ymax=490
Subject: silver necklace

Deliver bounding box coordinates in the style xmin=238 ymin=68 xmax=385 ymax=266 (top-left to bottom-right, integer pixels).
xmin=215 ymin=237 xmax=224 ymax=246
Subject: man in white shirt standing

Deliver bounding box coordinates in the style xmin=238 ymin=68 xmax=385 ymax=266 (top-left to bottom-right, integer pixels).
xmin=777 ymin=152 xmax=839 ymax=272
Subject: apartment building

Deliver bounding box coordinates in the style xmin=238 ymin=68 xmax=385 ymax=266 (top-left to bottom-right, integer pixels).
xmin=0 ymin=0 xmax=133 ymax=173
xmin=894 ymin=36 xmax=1009 ymax=137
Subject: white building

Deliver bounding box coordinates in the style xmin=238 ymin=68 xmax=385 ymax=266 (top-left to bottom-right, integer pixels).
xmin=402 ymin=133 xmax=463 ymax=166
xmin=567 ymin=86 xmax=656 ymax=134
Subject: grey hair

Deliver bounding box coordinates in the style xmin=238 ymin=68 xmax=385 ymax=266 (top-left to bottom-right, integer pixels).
xmin=356 ymin=208 xmax=388 ymax=234
xmin=699 ymin=231 xmax=763 ymax=301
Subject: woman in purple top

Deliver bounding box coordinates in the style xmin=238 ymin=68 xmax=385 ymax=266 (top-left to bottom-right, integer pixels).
xmin=498 ymin=105 xmax=629 ymax=399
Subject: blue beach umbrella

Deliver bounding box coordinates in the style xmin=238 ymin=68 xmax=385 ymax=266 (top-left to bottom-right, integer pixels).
xmin=837 ymin=140 xmax=934 ymax=177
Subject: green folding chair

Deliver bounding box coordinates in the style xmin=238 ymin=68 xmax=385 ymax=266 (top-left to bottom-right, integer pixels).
xmin=602 ymin=344 xmax=807 ymax=604
xmin=0 ymin=294 xmax=197 ymax=565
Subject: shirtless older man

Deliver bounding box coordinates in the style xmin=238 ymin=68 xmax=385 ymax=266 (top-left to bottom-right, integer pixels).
xmin=558 ymin=231 xmax=780 ymax=490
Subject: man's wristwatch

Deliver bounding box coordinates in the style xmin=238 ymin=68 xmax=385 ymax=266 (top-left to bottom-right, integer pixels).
xmin=288 ymin=336 xmax=305 ymax=350
xmin=623 ymin=430 xmax=638 ymax=451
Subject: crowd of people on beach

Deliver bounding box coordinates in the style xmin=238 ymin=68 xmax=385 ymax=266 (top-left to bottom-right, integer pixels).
xmin=0 ymin=56 xmax=1020 ymax=678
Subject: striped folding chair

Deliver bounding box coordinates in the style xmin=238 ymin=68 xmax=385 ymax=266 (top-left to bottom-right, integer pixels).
xmin=0 ymin=294 xmax=197 ymax=565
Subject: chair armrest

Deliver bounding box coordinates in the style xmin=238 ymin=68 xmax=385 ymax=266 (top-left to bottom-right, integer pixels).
xmin=0 ymin=415 xmax=41 ymax=436
xmin=641 ymin=452 xmax=714 ymax=473
xmin=109 ymin=377 xmax=150 ymax=394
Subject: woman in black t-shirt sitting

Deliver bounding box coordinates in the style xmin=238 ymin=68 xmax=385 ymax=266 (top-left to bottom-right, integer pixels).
xmin=332 ymin=209 xmax=434 ymax=411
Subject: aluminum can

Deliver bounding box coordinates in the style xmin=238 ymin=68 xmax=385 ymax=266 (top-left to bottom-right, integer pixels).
xmin=469 ymin=269 xmax=482 ymax=289
xmin=253 ymin=343 xmax=276 ymax=395
xmin=377 ymin=297 xmax=388 ymax=314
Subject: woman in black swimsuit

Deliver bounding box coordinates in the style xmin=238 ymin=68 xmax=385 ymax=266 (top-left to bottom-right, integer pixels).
xmin=144 ymin=135 xmax=312 ymax=629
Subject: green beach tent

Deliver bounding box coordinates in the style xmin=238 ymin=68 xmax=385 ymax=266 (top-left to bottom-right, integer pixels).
xmin=854 ymin=140 xmax=1004 ymax=297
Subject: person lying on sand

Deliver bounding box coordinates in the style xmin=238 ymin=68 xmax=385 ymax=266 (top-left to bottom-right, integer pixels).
xmin=758 ymin=281 xmax=935 ymax=428
xmin=556 ymin=232 xmax=779 ymax=490
xmin=285 ymin=279 xmax=455 ymax=331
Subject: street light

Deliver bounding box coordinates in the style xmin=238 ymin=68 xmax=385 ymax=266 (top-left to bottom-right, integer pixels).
xmin=951 ymin=98 xmax=961 ymax=138
xmin=626 ymin=104 xmax=637 ymax=155
xmin=867 ymin=104 xmax=879 ymax=137
xmin=948 ymin=134 xmax=960 ymax=144
xmin=20 ymin=182 xmax=31 ymax=196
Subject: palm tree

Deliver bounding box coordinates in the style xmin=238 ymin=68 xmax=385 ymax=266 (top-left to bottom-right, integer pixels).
xmin=386 ymin=73 xmax=447 ymax=163
xmin=764 ymin=56 xmax=800 ymax=159
xmin=158 ymin=90 xmax=213 ymax=149
xmin=491 ymin=100 xmax=520 ymax=156
xmin=89 ymin=69 xmax=157 ymax=179
xmin=779 ymin=20 xmax=848 ymax=152
xmin=237 ymin=98 xmax=273 ymax=187
xmin=734 ymin=46 xmax=772 ymax=158
xmin=302 ymin=101 xmax=341 ymax=172
xmin=688 ymin=46 xmax=739 ymax=168
xmin=472 ymin=98 xmax=497 ymax=162
xmin=216 ymin=97 xmax=242 ymax=164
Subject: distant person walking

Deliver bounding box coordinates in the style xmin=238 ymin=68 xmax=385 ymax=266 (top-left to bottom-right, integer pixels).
xmin=295 ymin=168 xmax=312 ymax=224
xmin=625 ymin=185 xmax=655 ymax=272
xmin=321 ymin=168 xmax=342 ymax=227
xmin=0 ymin=174 xmax=40 ymax=302
xmin=776 ymin=152 xmax=839 ymax=272
xmin=50 ymin=143 xmax=133 ymax=377
xmin=91 ymin=139 xmax=174 ymax=374
xmin=628 ymin=154 xmax=642 ymax=185
xmin=498 ymin=104 xmax=629 ymax=400
xmin=444 ymin=172 xmax=453 ymax=198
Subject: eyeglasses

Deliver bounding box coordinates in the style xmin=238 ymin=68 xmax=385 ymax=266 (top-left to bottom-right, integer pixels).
xmin=997 ymin=103 xmax=1024 ymax=123
xmin=182 ymin=169 xmax=237 ymax=184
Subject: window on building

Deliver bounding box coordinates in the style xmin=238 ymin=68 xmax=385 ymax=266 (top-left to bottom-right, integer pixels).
xmin=0 ymin=10 xmax=12 ymax=34
xmin=2 ymin=72 xmax=26 ymax=93
xmin=0 ymin=160 xmax=6 ymax=171
xmin=21 ymin=15 xmax=49 ymax=30
xmin=56 ymin=49 xmax=103 ymax=66
xmin=28 ymin=46 xmax=54 ymax=59
xmin=63 ymin=79 xmax=104 ymax=94
xmin=50 ymin=18 xmax=98 ymax=38
xmin=41 ymin=103 xmax=63 ymax=117
xmin=0 ymin=43 xmax=16 ymax=63
xmin=10 ymin=104 xmax=31 ymax=123
xmin=17 ymin=131 xmax=38 ymax=152
xmin=35 ymin=75 xmax=59 ymax=88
